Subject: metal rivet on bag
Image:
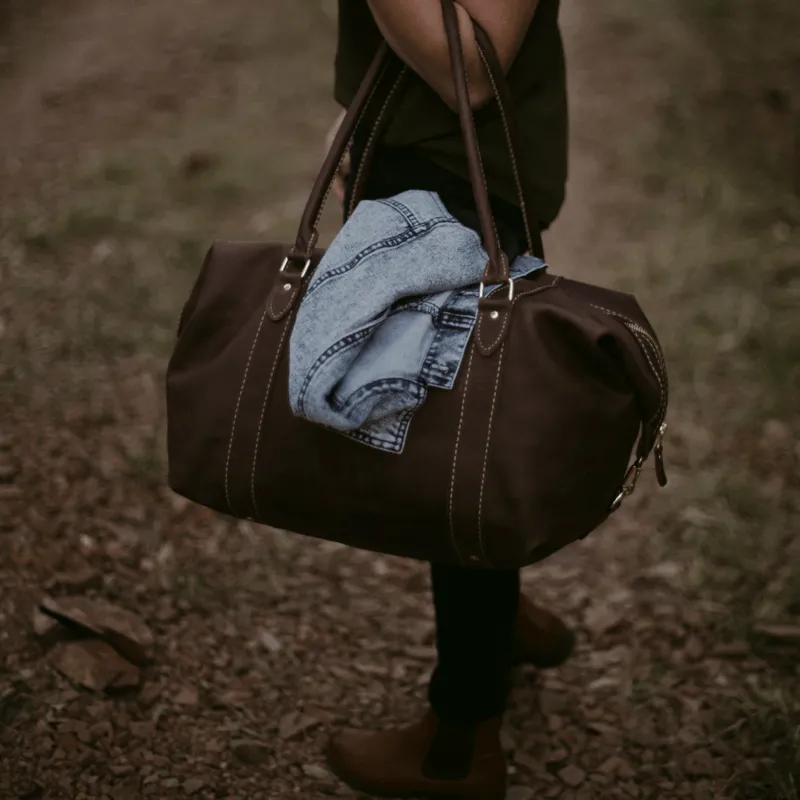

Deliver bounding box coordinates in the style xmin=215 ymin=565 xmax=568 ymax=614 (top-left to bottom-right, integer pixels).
xmin=283 ymin=283 xmax=292 ymax=291
xmin=490 ymin=311 xmax=499 ymax=320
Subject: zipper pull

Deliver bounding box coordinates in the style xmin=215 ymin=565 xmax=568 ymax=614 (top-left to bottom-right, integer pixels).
xmin=654 ymin=421 xmax=668 ymax=487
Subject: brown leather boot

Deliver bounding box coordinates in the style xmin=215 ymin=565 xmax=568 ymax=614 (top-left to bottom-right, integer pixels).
xmin=512 ymin=593 xmax=576 ymax=668
xmin=326 ymin=710 xmax=506 ymax=799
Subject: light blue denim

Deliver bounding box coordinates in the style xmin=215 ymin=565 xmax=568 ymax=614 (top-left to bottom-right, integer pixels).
xmin=288 ymin=190 xmax=546 ymax=453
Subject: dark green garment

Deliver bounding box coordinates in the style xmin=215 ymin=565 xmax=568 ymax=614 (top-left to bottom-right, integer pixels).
xmin=334 ymin=0 xmax=568 ymax=227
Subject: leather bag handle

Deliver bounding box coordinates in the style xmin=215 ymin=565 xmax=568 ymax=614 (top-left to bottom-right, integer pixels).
xmin=289 ymin=3 xmax=543 ymax=271
xmin=288 ymin=42 xmax=401 ymax=263
xmin=346 ymin=65 xmax=409 ymax=219
xmin=439 ymin=0 xmax=506 ymax=285
xmin=343 ymin=14 xmax=544 ymax=259
xmin=439 ymin=0 xmax=549 ymax=283
xmin=472 ymin=21 xmax=544 ymax=260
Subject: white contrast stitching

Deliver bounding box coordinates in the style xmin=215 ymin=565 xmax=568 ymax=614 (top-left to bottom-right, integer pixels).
xmin=250 ymin=314 xmax=293 ymax=521
xmin=448 ymin=346 xmax=475 ymax=565
xmin=476 ymin=308 xmax=509 ymax=353
xmin=477 ymin=44 xmax=534 ymax=255
xmin=461 ymin=58 xmax=503 ymax=263
xmin=592 ymin=304 xmax=668 ymax=428
xmin=477 ymin=343 xmax=505 ymax=565
xmin=590 ymin=303 xmax=668 ymax=430
xmin=307 ymin=62 xmax=391 ymax=256
xmin=476 ymin=277 xmax=559 ymax=353
xmin=224 ymin=304 xmax=271 ymax=515
xmin=348 ymin=68 xmax=407 ymax=218
xmin=268 ymin=282 xmax=299 ymax=321
xmin=629 ymin=329 xmax=667 ymax=428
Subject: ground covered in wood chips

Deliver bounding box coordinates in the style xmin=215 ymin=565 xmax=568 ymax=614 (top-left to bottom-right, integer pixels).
xmin=1 ymin=1 xmax=798 ymax=799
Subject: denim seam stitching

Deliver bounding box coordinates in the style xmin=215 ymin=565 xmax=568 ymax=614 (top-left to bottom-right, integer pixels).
xmin=347 ymin=426 xmax=403 ymax=446
xmin=344 ymin=397 xmax=421 ymax=447
xmin=437 ymin=305 xmax=478 ymax=328
xmin=418 ymin=323 xmax=473 ymax=388
xmin=377 ymin=197 xmax=422 ymax=228
xmin=301 ymin=412 xmax=408 ymax=449
xmin=305 ymin=216 xmax=460 ymax=298
xmin=330 ymin=376 xmax=425 ymax=414
xmin=386 ymin=299 xmax=442 ymax=319
xmin=296 ymin=324 xmax=380 ymax=415
xmin=344 ymin=403 xmax=418 ymax=450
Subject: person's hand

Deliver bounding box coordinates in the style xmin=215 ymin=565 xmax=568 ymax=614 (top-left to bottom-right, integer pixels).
xmin=325 ymin=110 xmax=350 ymax=203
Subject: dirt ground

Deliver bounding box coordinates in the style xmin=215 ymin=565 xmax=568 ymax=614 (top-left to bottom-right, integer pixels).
xmin=1 ymin=1 xmax=798 ymax=799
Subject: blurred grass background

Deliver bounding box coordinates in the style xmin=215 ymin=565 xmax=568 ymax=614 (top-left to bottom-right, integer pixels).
xmin=611 ymin=1 xmax=800 ymax=796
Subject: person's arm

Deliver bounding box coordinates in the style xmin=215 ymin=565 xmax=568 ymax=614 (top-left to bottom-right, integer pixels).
xmin=366 ymin=0 xmax=540 ymax=110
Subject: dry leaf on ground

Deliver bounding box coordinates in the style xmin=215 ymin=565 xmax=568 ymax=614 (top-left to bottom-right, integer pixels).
xmin=50 ymin=640 xmax=141 ymax=692
xmin=39 ymin=596 xmax=154 ymax=666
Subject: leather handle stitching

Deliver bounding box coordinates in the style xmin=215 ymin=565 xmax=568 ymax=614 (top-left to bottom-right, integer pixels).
xmin=347 ymin=67 xmax=408 ymax=219
xmin=461 ymin=60 xmax=502 ymax=262
xmin=476 ymin=43 xmax=534 ymax=256
xmin=304 ymin=60 xmax=392 ymax=258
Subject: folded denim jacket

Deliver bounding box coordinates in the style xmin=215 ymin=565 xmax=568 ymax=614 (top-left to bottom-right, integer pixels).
xmin=288 ymin=190 xmax=546 ymax=453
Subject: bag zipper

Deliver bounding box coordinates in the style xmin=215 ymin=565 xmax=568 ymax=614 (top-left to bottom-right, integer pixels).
xmin=591 ymin=304 xmax=670 ymax=490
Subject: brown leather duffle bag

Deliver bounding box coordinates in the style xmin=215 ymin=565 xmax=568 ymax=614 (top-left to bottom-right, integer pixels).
xmin=166 ymin=1 xmax=669 ymax=569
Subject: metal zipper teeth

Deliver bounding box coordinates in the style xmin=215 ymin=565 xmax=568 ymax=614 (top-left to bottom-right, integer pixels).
xmin=625 ymin=323 xmax=668 ymax=430
xmin=590 ymin=304 xmax=669 ymax=434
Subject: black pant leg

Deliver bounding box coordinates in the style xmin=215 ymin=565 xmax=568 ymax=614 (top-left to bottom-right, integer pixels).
xmin=428 ymin=563 xmax=520 ymax=725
